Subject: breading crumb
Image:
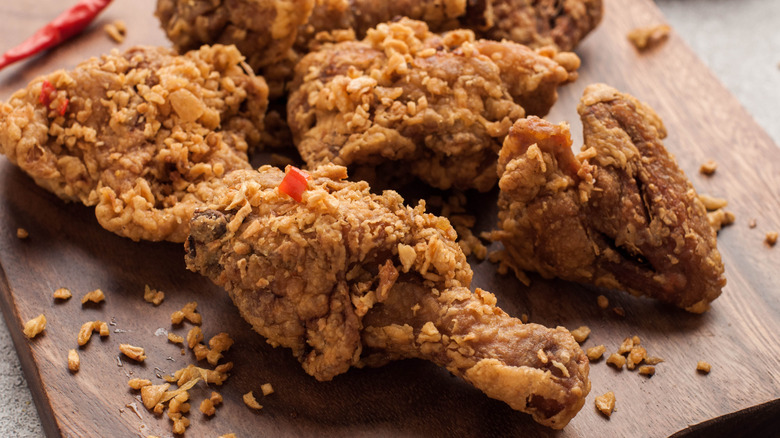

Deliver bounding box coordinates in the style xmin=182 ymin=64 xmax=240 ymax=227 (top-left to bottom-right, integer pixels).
xmin=606 ymin=353 xmax=626 ymax=370
xmin=68 ymin=349 xmax=80 ymax=372
xmin=699 ymin=194 xmax=728 ymax=211
xmin=243 ymin=391 xmax=262 ymax=410
xmin=200 ymin=399 xmax=216 ymax=416
xmin=708 ymin=209 xmax=735 ymax=232
xmin=520 ymin=313 xmax=529 ymax=324
xmin=81 ymin=289 xmax=106 ymax=304
xmin=699 ymin=160 xmax=717 ymax=175
xmin=586 ymin=345 xmax=606 ymax=361
xmin=187 ymin=327 xmax=204 ymax=349
xmin=644 ymin=356 xmax=665 ymax=365
xmin=595 ymin=391 xmax=616 ymax=417
xmin=626 ymin=346 xmax=647 ymax=370
xmin=696 ymin=360 xmax=711 ymax=374
xmin=748 ymin=219 xmax=757 ymax=229
xmin=53 ymin=287 xmax=72 ymax=300
xmin=218 ymin=434 xmax=238 ymax=438
xmin=627 ymin=24 xmax=670 ymax=51
xmin=597 ymin=295 xmax=609 ymax=309
xmin=16 ymin=228 xmax=29 ymax=239
xmin=638 ymin=365 xmax=655 ymax=376
xmin=617 ymin=337 xmax=634 ymax=355
xmin=210 ymin=392 xmax=223 ymax=406
xmin=128 ymin=378 xmax=152 ymax=390
xmin=570 ymin=326 xmax=591 ymax=343
xmin=261 ymin=383 xmax=274 ymax=396
xmin=168 ymin=333 xmax=184 ymax=344
xmin=172 ymin=302 xmax=202 ymax=325
xmin=78 ymin=321 xmax=109 ymax=346
xmin=23 ymin=314 xmax=46 ymax=339
xmin=119 ymin=344 xmax=147 ymax=362
xmin=612 ymin=306 xmax=625 ymax=317
xmin=144 ymin=285 xmax=165 ymax=305
xmin=765 ymin=231 xmax=778 ymax=246
xmin=104 ymin=20 xmax=127 ymax=44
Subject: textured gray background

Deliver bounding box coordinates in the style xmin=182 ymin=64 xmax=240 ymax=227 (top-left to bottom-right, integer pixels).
xmin=1 ymin=1 xmax=778 ymax=436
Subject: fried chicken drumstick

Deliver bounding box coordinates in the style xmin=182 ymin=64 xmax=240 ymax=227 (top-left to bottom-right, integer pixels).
xmin=288 ymin=19 xmax=579 ymax=191
xmin=155 ymin=0 xmax=601 ymax=96
xmin=492 ymin=84 xmax=726 ymax=312
xmin=185 ymin=164 xmax=590 ymax=428
xmin=0 ymin=45 xmax=268 ymax=242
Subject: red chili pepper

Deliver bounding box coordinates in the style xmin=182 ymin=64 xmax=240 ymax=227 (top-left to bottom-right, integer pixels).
xmin=58 ymin=99 xmax=69 ymax=116
xmin=278 ymin=166 xmax=312 ymax=202
xmin=0 ymin=0 xmax=114 ymax=71
xmin=38 ymin=80 xmax=56 ymax=106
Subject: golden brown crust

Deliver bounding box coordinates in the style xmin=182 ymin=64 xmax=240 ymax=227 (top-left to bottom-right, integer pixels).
xmin=493 ymin=84 xmax=726 ymax=311
xmin=184 ymin=164 xmax=589 ymax=428
xmin=288 ymin=19 xmax=578 ymax=191
xmin=0 ymin=45 xmax=268 ymax=242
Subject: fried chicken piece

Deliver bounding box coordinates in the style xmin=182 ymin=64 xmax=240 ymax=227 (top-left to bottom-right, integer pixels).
xmin=288 ymin=19 xmax=579 ymax=192
xmin=185 ymin=164 xmax=590 ymax=428
xmin=492 ymin=84 xmax=726 ymax=312
xmin=0 ymin=45 xmax=268 ymax=242
xmin=155 ymin=0 xmax=602 ymax=97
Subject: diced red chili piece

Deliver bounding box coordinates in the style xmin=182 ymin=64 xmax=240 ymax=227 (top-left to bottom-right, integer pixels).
xmin=39 ymin=80 xmax=56 ymax=106
xmin=278 ymin=166 xmax=311 ymax=202
xmin=58 ymin=98 xmax=69 ymax=116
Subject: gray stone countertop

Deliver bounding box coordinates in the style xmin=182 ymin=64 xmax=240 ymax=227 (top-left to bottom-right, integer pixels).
xmin=1 ymin=1 xmax=778 ymax=436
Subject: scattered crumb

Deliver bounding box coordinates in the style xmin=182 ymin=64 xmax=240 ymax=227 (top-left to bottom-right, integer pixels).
xmin=171 ymin=302 xmax=202 ymax=325
xmin=696 ymin=360 xmax=712 ymax=374
xmin=78 ymin=321 xmax=109 ymax=346
xmin=23 ymin=314 xmax=46 ymax=339
xmin=627 ymin=24 xmax=670 ymax=51
xmin=16 ymin=228 xmax=28 ymax=239
xmin=699 ymin=194 xmax=728 ymax=210
xmin=638 ymin=365 xmax=655 ymax=377
xmin=586 ymin=345 xmax=606 ymax=361
xmin=104 ymin=20 xmax=127 ymax=43
xmin=261 ymin=383 xmax=274 ymax=396
xmin=595 ymin=391 xmax=616 ymax=417
xmin=68 ymin=349 xmax=80 ymax=372
xmin=243 ymin=391 xmax=262 ymax=410
xmin=206 ymin=333 xmax=235 ymax=366
xmin=81 ymin=289 xmax=105 ymax=304
xmin=626 ymin=346 xmax=647 ymax=370
xmin=128 ymin=378 xmax=152 ymax=390
xmin=210 ymin=392 xmax=223 ymax=406
xmin=520 ymin=313 xmax=529 ymax=324
xmin=218 ymin=434 xmax=238 ymax=438
xmin=570 ymin=326 xmax=591 ymax=344
xmin=53 ymin=287 xmax=72 ymax=300
xmin=766 ymin=231 xmax=778 ymax=246
xmin=606 ymin=353 xmax=626 ymax=370
xmin=612 ymin=306 xmax=625 ymax=317
xmin=749 ymin=219 xmax=757 ymax=229
xmin=644 ymin=356 xmax=665 ymax=365
xmin=708 ymin=209 xmax=736 ymax=232
xmin=699 ymin=160 xmax=717 ymax=175
xmin=200 ymin=399 xmax=216 ymax=416
xmin=617 ymin=337 xmax=635 ymax=355
xmin=187 ymin=327 xmax=204 ymax=349
xmin=144 ymin=285 xmax=165 ymax=306
xmin=597 ymin=295 xmax=609 ymax=309
xmin=119 ymin=344 xmax=147 ymax=362
xmin=168 ymin=333 xmax=184 ymax=344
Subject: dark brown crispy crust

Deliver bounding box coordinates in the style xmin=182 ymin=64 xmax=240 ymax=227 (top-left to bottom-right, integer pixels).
xmin=288 ymin=19 xmax=579 ymax=192
xmin=185 ymin=164 xmax=589 ymax=428
xmin=154 ymin=0 xmax=602 ymax=96
xmin=493 ymin=84 xmax=726 ymax=312
xmin=0 ymin=45 xmax=267 ymax=242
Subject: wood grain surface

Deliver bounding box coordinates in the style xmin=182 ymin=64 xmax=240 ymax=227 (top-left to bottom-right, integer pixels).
xmin=1 ymin=0 xmax=779 ymax=437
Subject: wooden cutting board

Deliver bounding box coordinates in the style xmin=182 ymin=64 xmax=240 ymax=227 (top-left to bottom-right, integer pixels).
xmin=1 ymin=0 xmax=779 ymax=437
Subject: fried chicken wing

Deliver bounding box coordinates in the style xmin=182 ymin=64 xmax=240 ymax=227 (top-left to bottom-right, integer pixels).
xmin=492 ymin=84 xmax=726 ymax=312
xmin=155 ymin=0 xmax=602 ymax=96
xmin=185 ymin=164 xmax=590 ymax=428
xmin=0 ymin=45 xmax=268 ymax=242
xmin=288 ymin=19 xmax=579 ymax=191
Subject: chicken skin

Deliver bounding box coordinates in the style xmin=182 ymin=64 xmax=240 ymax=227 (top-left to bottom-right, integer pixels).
xmin=288 ymin=19 xmax=579 ymax=192
xmin=0 ymin=45 xmax=268 ymax=242
xmin=155 ymin=0 xmax=602 ymax=96
xmin=185 ymin=164 xmax=590 ymax=428
xmin=492 ymin=84 xmax=726 ymax=312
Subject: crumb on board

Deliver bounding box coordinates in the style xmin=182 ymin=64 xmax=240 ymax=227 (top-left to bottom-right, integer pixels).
xmin=617 ymin=337 xmax=635 ymax=355
xmin=171 ymin=301 xmax=202 ymax=325
xmin=749 ymin=219 xmax=757 ymax=229
xmin=627 ymin=24 xmax=671 ymax=51
xmin=708 ymin=209 xmax=736 ymax=232
xmin=119 ymin=343 xmax=147 ymax=362
xmin=570 ymin=326 xmax=591 ymax=344
xmin=243 ymin=391 xmax=262 ymax=410
xmin=699 ymin=159 xmax=718 ymax=175
xmin=699 ymin=194 xmax=728 ymax=211
xmin=766 ymin=231 xmax=778 ymax=246
xmin=595 ymin=391 xmax=616 ymax=417
xmin=53 ymin=287 xmax=72 ymax=300
xmin=81 ymin=289 xmax=105 ymax=304
xmin=612 ymin=306 xmax=625 ymax=317
xmin=586 ymin=345 xmax=606 ymax=361
xmin=696 ymin=360 xmax=712 ymax=374
xmin=144 ymin=285 xmax=165 ymax=305
xmin=626 ymin=346 xmax=647 ymax=370
xmin=644 ymin=356 xmax=665 ymax=365
xmin=200 ymin=398 xmax=216 ymax=416
xmin=218 ymin=434 xmax=238 ymax=438
xmin=597 ymin=295 xmax=609 ymax=309
xmin=77 ymin=320 xmax=109 ymax=346
xmin=638 ymin=365 xmax=655 ymax=377
xmin=187 ymin=327 xmax=204 ymax=349
xmin=68 ymin=349 xmax=80 ymax=372
xmin=104 ymin=20 xmax=127 ymax=43
xmin=23 ymin=314 xmax=46 ymax=339
xmin=168 ymin=333 xmax=184 ymax=344
xmin=261 ymin=383 xmax=274 ymax=396
xmin=206 ymin=332 xmax=235 ymax=366
xmin=521 ymin=313 xmax=529 ymax=324
xmin=128 ymin=378 xmax=152 ymax=390
xmin=16 ymin=228 xmax=28 ymax=239
xmin=606 ymin=353 xmax=626 ymax=370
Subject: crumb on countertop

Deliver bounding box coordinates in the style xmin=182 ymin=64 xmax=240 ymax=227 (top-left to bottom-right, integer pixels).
xmin=81 ymin=289 xmax=105 ymax=304
xmin=627 ymin=24 xmax=671 ymax=51
xmin=570 ymin=326 xmax=591 ymax=344
xmin=144 ymin=285 xmax=165 ymax=305
xmin=699 ymin=159 xmax=717 ymax=175
xmin=53 ymin=287 xmax=72 ymax=300
xmin=766 ymin=231 xmax=778 ymax=246
xmin=243 ymin=391 xmax=262 ymax=410
xmin=595 ymin=391 xmax=616 ymax=417
xmin=586 ymin=345 xmax=606 ymax=361
xmin=104 ymin=20 xmax=127 ymax=44
xmin=697 ymin=360 xmax=712 ymax=374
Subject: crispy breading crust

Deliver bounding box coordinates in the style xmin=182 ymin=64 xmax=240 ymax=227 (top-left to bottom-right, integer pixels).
xmin=288 ymin=19 xmax=579 ymax=191
xmin=185 ymin=164 xmax=589 ymax=428
xmin=492 ymin=84 xmax=726 ymax=312
xmin=0 ymin=45 xmax=268 ymax=242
